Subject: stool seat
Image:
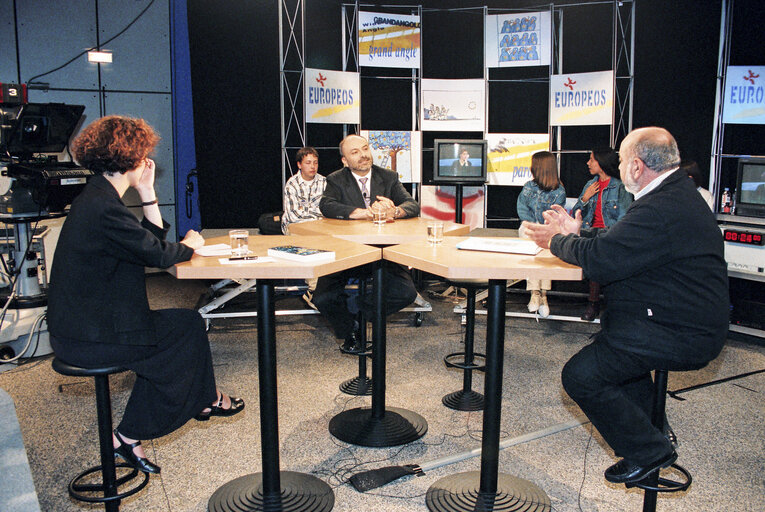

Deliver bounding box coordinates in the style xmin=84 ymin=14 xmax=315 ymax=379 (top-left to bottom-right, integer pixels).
xmin=52 ymin=358 xmax=126 ymax=377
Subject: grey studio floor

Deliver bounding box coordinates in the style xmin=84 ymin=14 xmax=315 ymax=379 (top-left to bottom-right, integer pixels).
xmin=1 ymin=273 xmax=764 ymax=512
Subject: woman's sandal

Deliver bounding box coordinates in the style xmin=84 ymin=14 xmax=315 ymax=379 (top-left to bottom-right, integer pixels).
xmin=195 ymin=391 xmax=245 ymax=421
xmin=113 ymin=429 xmax=161 ymax=474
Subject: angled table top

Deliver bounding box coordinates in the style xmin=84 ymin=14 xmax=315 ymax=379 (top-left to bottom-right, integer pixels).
xmin=169 ymin=234 xmax=380 ymax=280
xmin=383 ymin=236 xmax=582 ymax=281
xmin=287 ymin=217 xmax=470 ymax=245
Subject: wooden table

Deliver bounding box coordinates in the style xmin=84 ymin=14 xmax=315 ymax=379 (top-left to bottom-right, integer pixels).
xmin=290 ymin=217 xmax=469 ymax=448
xmin=287 ymin=216 xmax=470 ymax=244
xmin=384 ymin=237 xmax=582 ymax=512
xmin=171 ymin=235 xmax=380 ymax=512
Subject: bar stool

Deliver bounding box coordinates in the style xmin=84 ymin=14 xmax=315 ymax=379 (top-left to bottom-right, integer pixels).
xmin=339 ymin=278 xmax=373 ymax=396
xmin=52 ymin=357 xmax=149 ymax=511
xmin=628 ymin=369 xmax=692 ymax=512
xmin=442 ymin=280 xmax=487 ymax=411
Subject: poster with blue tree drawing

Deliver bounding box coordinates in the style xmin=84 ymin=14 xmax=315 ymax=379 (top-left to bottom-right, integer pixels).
xmin=360 ymin=130 xmax=421 ymax=183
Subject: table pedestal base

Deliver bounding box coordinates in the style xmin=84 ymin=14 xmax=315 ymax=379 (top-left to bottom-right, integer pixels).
xmin=442 ymin=389 xmax=484 ymax=411
xmin=339 ymin=376 xmax=373 ymax=396
xmin=426 ymin=471 xmax=550 ymax=512
xmin=328 ymin=406 xmax=427 ymax=447
xmin=208 ymin=471 xmax=334 ymax=512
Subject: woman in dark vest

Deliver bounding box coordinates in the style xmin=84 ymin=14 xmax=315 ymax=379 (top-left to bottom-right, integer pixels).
xmin=47 ymin=116 xmax=244 ymax=474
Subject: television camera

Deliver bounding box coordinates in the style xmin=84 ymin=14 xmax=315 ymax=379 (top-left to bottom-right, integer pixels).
xmin=0 ymin=88 xmax=93 ymax=362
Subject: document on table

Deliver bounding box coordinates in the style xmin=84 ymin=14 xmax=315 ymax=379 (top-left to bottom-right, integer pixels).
xmin=456 ymin=237 xmax=542 ymax=255
xmin=196 ymin=244 xmax=232 ymax=257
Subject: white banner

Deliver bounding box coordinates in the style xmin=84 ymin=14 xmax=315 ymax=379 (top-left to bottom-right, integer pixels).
xmin=358 ymin=11 xmax=420 ymax=68
xmin=549 ymin=70 xmax=613 ymax=126
xmin=486 ymin=133 xmax=550 ymax=186
xmin=421 ymin=79 xmax=485 ymax=132
xmin=305 ymin=68 xmax=360 ymax=124
xmin=723 ymin=66 xmax=765 ymax=125
xmin=485 ymin=11 xmax=551 ymax=68
xmin=360 ymin=130 xmax=421 ymax=183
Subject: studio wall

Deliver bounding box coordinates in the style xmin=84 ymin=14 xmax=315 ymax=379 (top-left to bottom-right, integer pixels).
xmin=187 ymin=0 xmax=761 ymax=229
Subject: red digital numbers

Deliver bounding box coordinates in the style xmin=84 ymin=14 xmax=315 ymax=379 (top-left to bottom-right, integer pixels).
xmin=724 ymin=229 xmax=765 ymax=246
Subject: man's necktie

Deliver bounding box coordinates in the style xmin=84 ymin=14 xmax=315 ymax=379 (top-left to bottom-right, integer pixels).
xmin=359 ymin=177 xmax=370 ymax=207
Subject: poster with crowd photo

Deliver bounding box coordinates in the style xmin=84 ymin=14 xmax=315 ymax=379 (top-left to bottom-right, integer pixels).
xmin=358 ymin=11 xmax=421 ymax=68
xmin=421 ymin=79 xmax=485 ymax=132
xmin=723 ymin=66 xmax=765 ymax=125
xmin=304 ymin=68 xmax=360 ymax=124
xmin=486 ymin=133 xmax=550 ymax=186
xmin=549 ymin=70 xmax=613 ymax=126
xmin=360 ymin=130 xmax=421 ymax=183
xmin=485 ymin=11 xmax=551 ymax=68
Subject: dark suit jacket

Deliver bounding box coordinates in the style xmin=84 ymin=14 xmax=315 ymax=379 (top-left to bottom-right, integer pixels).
xmin=47 ymin=175 xmax=194 ymax=346
xmin=319 ymin=165 xmax=420 ymax=220
xmin=551 ymin=169 xmax=728 ymax=365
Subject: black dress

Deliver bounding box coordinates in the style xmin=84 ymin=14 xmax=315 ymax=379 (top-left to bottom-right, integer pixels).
xmin=47 ymin=175 xmax=217 ymax=440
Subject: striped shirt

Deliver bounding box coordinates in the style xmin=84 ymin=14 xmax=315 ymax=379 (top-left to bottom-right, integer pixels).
xmin=281 ymin=172 xmax=327 ymax=233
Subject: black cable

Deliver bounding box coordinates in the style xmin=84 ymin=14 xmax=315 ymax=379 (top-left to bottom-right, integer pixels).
xmin=150 ymin=438 xmax=173 ymax=512
xmin=26 ymin=0 xmax=157 ymax=85
xmin=577 ymin=422 xmax=594 ymax=512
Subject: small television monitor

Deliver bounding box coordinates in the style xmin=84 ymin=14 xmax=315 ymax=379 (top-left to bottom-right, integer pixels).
xmin=433 ymin=139 xmax=488 ymax=185
xmin=735 ymin=157 xmax=765 ymax=218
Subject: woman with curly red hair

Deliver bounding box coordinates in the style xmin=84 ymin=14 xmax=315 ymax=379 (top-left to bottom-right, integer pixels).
xmin=47 ymin=116 xmax=244 ymax=475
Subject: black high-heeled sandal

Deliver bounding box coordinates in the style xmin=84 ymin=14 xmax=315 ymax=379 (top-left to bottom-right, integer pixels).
xmin=113 ymin=430 xmax=161 ymax=474
xmin=195 ymin=391 xmax=245 ymax=421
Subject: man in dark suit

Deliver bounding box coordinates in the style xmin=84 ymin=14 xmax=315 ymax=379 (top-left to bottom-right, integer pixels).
xmin=525 ymin=127 xmax=728 ymax=485
xmin=315 ymin=134 xmax=419 ymax=351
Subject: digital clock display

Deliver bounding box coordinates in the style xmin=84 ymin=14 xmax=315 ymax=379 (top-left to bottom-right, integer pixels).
xmin=723 ymin=229 xmax=765 ymax=246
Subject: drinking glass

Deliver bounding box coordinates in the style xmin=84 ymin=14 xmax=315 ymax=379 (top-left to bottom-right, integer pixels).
xmin=427 ymin=221 xmax=444 ymax=243
xmin=229 ymin=229 xmax=249 ymax=257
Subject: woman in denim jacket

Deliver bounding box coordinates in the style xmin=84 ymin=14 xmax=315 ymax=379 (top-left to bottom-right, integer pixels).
xmin=517 ymin=151 xmax=566 ymax=317
xmin=571 ymin=147 xmax=633 ymax=320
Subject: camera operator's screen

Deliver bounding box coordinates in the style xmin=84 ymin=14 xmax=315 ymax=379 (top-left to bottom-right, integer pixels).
xmin=5 ymin=103 xmax=84 ymax=156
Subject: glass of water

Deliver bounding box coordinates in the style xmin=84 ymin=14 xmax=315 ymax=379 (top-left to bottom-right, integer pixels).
xmin=427 ymin=221 xmax=444 ymax=244
xmin=371 ymin=203 xmax=388 ymax=225
xmin=229 ymin=229 xmax=249 ymax=257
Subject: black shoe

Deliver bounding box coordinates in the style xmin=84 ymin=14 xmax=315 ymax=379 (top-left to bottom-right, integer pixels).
xmin=665 ymin=427 xmax=679 ymax=449
xmin=113 ymin=430 xmax=161 ymax=474
xmin=604 ymin=451 xmax=677 ymax=484
xmin=195 ymin=392 xmax=245 ymax=421
xmin=581 ymin=301 xmax=600 ymax=321
xmin=341 ymin=332 xmax=365 ymax=354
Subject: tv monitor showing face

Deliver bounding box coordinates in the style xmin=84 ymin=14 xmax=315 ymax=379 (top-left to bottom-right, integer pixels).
xmin=736 ymin=158 xmax=765 ymax=218
xmin=433 ymin=139 xmax=488 ymax=184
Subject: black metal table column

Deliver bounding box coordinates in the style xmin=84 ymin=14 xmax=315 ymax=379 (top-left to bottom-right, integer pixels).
xmin=426 ymin=279 xmax=551 ymax=512
xmin=208 ymin=280 xmax=334 ymax=512
xmin=328 ymin=261 xmax=428 ymax=447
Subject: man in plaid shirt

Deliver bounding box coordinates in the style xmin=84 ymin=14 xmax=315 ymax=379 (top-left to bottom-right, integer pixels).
xmin=281 ymin=146 xmax=326 ymax=234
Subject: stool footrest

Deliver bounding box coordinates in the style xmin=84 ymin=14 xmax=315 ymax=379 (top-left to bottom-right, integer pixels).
xmin=69 ymin=462 xmax=150 ymax=503
xmin=628 ymin=463 xmax=692 ymax=493
xmin=443 ymin=351 xmax=486 ymax=372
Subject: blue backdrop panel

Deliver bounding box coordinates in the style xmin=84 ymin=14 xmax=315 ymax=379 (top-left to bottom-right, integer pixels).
xmin=0 ymin=0 xmax=18 ymax=83
xmin=98 ymin=0 xmax=171 ymax=92
xmin=16 ymin=0 xmax=97 ymax=88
